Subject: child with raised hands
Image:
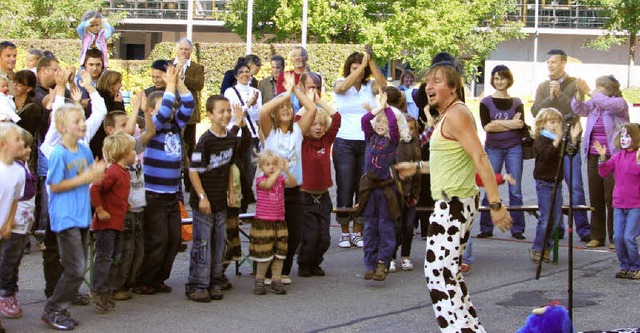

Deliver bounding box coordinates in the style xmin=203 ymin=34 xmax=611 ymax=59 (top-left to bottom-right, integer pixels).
xmin=250 ymin=150 xmax=297 ymax=295
xmin=358 ymin=91 xmax=400 ymax=282
xmin=89 ymin=131 xmax=136 ymax=312
xmin=529 ymin=107 xmax=581 ymax=264
xmin=297 ymin=92 xmax=341 ymax=277
xmin=77 ymin=10 xmax=114 ymax=67
xmin=595 ymin=124 xmax=640 ymax=279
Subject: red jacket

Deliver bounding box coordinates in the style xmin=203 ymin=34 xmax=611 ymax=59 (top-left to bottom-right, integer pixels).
xmin=90 ymin=163 xmax=130 ymax=231
xmin=301 ymin=113 xmax=341 ymax=192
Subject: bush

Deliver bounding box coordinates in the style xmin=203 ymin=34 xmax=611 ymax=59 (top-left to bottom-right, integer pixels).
xmin=7 ymin=39 xmax=363 ymax=117
xmin=622 ymin=86 xmax=640 ymax=104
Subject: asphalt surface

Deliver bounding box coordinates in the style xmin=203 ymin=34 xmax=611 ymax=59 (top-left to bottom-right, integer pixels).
xmin=8 ymin=112 xmax=640 ymax=333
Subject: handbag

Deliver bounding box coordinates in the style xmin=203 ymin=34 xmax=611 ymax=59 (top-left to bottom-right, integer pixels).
xmin=521 ymin=123 xmax=535 ymax=160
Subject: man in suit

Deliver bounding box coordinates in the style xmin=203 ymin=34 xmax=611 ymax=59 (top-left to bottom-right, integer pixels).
xmin=531 ymin=49 xmax=592 ymax=243
xmin=173 ymin=38 xmax=204 ymax=192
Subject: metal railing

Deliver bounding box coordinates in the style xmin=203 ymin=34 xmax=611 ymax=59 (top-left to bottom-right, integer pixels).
xmin=505 ymin=1 xmax=609 ymax=29
xmin=103 ymin=0 xmax=230 ymax=21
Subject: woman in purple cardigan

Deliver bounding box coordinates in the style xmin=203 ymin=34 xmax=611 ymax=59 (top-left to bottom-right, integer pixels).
xmin=572 ymin=75 xmax=629 ymax=249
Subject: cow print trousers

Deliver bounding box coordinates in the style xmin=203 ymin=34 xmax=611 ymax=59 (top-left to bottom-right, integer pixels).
xmin=424 ymin=195 xmax=485 ymax=333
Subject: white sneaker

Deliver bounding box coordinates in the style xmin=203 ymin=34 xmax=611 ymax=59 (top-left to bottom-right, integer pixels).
xmin=281 ymin=275 xmax=292 ymax=285
xmin=350 ymin=233 xmax=364 ymax=248
xmin=264 ymin=278 xmax=272 ymax=286
xmin=389 ymin=259 xmax=397 ymax=273
xmin=401 ymin=258 xmax=413 ymax=271
xmin=338 ymin=234 xmax=351 ymax=248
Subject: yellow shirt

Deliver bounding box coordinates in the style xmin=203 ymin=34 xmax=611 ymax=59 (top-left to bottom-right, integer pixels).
xmin=429 ymin=110 xmax=479 ymax=201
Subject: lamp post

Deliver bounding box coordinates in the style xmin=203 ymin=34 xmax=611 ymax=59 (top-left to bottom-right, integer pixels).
xmin=302 ymin=0 xmax=308 ymax=47
xmin=247 ymin=0 xmax=254 ymax=54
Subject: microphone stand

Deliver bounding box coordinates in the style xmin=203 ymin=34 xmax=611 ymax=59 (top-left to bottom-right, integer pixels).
xmin=535 ymin=120 xmax=577 ymax=322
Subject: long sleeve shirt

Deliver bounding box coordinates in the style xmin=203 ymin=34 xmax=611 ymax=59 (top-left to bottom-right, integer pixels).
xmin=598 ymin=149 xmax=640 ymax=209
xmin=572 ymin=92 xmax=629 ymax=156
xmin=362 ymin=107 xmax=399 ymax=180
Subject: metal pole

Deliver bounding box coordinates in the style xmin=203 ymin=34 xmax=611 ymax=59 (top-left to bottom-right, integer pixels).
xmin=302 ymin=0 xmax=308 ymax=47
xmin=533 ymin=0 xmax=539 ymax=97
xmin=247 ymin=0 xmax=254 ymax=54
xmin=187 ymin=0 xmax=194 ymax=41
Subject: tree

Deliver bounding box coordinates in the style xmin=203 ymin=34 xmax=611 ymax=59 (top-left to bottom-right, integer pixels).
xmin=0 ymin=0 xmax=126 ymax=39
xmin=224 ymin=0 xmax=523 ymax=78
xmin=362 ymin=0 xmax=524 ymax=80
xmin=584 ymin=0 xmax=640 ymax=86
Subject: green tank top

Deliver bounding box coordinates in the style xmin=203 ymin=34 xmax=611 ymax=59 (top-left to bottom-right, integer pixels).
xmin=429 ymin=108 xmax=479 ymax=201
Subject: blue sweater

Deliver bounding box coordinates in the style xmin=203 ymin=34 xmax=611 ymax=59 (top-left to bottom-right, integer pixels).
xmin=143 ymin=91 xmax=194 ymax=193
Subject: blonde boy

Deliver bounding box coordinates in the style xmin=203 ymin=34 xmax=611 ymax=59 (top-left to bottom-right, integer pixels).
xmin=41 ymin=104 xmax=106 ymax=330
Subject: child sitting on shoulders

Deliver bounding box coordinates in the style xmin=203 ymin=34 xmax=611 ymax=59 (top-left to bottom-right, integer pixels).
xmin=89 ymin=131 xmax=136 ymax=312
xmin=0 ymin=76 xmax=19 ymax=123
xmin=297 ymin=93 xmax=341 ymax=277
xmin=250 ymin=150 xmax=297 ymax=295
xmin=530 ymin=108 xmax=581 ymax=264
xmin=595 ymin=123 xmax=640 ymax=279
xmin=77 ymin=10 xmax=114 ymax=67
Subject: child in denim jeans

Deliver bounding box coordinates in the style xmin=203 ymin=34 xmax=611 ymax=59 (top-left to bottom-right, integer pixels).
xmin=0 ymin=129 xmax=34 ymax=319
xmin=0 ymin=123 xmax=26 ymax=332
xmin=186 ymin=96 xmax=249 ymax=302
xmin=595 ymin=123 xmax=640 ymax=279
xmin=530 ymin=108 xmax=581 ymax=264
xmin=42 ymin=104 xmax=106 ymax=330
xmin=89 ymin=131 xmax=136 ymax=312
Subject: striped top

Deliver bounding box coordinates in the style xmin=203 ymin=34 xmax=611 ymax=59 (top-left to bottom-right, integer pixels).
xmin=429 ymin=109 xmax=479 ymax=201
xmin=143 ymin=91 xmax=194 ymax=193
xmin=255 ymin=174 xmax=285 ymax=221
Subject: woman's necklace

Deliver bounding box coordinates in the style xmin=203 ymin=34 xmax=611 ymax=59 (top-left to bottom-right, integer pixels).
xmin=433 ymin=98 xmax=460 ymax=126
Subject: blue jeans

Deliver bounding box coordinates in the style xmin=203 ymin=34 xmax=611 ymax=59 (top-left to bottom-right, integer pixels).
xmin=92 ymin=230 xmax=123 ymax=294
xmin=363 ymin=190 xmax=396 ymax=271
xmin=532 ymin=180 xmax=563 ymax=252
xmin=45 ymin=227 xmax=89 ymax=313
xmin=0 ymin=233 xmax=27 ymax=296
xmin=613 ymin=208 xmax=640 ymax=271
xmin=462 ymin=237 xmax=474 ymax=265
xmin=187 ymin=208 xmax=226 ymax=292
xmin=480 ymin=145 xmax=525 ymax=234
xmin=118 ymin=211 xmax=145 ymax=288
xmin=332 ymin=138 xmax=366 ymax=225
xmin=559 ymin=149 xmax=591 ymax=239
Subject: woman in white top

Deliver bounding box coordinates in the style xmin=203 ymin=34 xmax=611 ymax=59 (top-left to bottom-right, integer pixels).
xmin=224 ymin=61 xmax=262 ymax=212
xmin=258 ymin=72 xmax=317 ymax=283
xmin=332 ymin=48 xmax=387 ymax=249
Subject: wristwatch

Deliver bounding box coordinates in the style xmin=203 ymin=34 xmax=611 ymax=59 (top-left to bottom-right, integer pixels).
xmin=198 ymin=193 xmax=207 ymax=200
xmin=489 ymin=200 xmax=502 ymax=211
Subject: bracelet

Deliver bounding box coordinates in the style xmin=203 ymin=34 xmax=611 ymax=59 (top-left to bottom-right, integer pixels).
xmin=415 ymin=161 xmax=421 ymax=173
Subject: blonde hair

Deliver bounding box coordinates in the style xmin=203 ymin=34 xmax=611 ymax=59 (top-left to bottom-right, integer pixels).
xmin=20 ymin=127 xmax=33 ymax=147
xmin=533 ymin=108 xmax=562 ymax=139
xmin=313 ymin=108 xmax=331 ymax=131
xmin=257 ymin=149 xmax=279 ymax=171
xmin=0 ymin=122 xmax=21 ymax=145
xmin=0 ymin=75 xmax=9 ymax=85
xmin=373 ymin=106 xmax=412 ymax=142
xmin=102 ymin=130 xmax=135 ymax=164
xmin=53 ymin=103 xmax=85 ymax=133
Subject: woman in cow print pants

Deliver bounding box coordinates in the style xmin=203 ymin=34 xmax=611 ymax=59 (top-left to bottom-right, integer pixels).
xmin=397 ymin=62 xmax=512 ymax=332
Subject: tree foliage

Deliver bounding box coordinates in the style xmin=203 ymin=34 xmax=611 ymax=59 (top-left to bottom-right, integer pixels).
xmin=583 ymin=0 xmax=640 ymax=65
xmin=0 ymin=0 xmax=126 ymax=39
xmin=224 ymin=0 xmax=523 ymax=79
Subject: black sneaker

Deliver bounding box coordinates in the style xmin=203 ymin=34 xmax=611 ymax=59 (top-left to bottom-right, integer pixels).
xmin=41 ymin=310 xmax=77 ymax=331
xmin=220 ymin=275 xmax=233 ymax=291
xmin=60 ymin=310 xmax=79 ymax=327
xmin=72 ymin=293 xmax=90 ymax=306
xmin=312 ymin=266 xmax=326 ymax=276
xmin=476 ymin=232 xmax=493 ymax=238
xmin=512 ymin=233 xmax=526 ymax=240
xmin=298 ymin=266 xmax=312 ymax=277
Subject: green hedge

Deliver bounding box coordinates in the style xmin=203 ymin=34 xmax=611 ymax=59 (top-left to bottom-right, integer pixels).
xmin=7 ymin=39 xmax=362 ymax=117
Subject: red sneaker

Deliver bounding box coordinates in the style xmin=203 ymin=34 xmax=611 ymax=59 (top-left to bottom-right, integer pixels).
xmin=0 ymin=295 xmax=23 ymax=318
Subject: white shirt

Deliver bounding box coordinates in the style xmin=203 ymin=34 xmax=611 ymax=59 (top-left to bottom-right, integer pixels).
xmin=173 ymin=57 xmax=192 ymax=78
xmin=263 ymin=123 xmax=303 ymax=185
xmin=224 ymin=83 xmax=262 ymax=138
xmin=334 ymin=79 xmax=376 ymax=141
xmin=0 ymin=162 xmax=25 ymax=238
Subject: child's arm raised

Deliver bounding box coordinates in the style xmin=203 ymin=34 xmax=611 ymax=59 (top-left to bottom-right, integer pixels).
xmin=283 ymin=160 xmax=297 ymax=188
xmin=259 ymin=74 xmax=295 ymax=138
xmin=258 ymin=160 xmax=283 ymax=190
xmin=295 ymin=86 xmax=318 ymax=134
xmin=79 ymin=70 xmax=108 ymax=143
xmin=385 ymin=107 xmax=399 ymax=144
xmin=174 ymin=65 xmax=196 ymax=129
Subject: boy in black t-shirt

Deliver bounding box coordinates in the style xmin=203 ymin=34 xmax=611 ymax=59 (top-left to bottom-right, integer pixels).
xmin=186 ymin=96 xmax=249 ymax=302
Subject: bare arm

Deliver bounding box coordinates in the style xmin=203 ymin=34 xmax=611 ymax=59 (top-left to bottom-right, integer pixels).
xmin=334 ymin=52 xmax=369 ymax=95
xmin=188 ymin=171 xmax=211 ymax=215
xmin=294 ymin=88 xmax=318 ymax=134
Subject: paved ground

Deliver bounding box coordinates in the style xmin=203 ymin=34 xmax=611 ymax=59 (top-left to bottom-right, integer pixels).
xmin=8 ymin=111 xmax=640 ymax=332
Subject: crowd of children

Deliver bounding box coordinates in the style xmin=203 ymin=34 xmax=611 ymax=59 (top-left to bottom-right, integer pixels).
xmin=0 ymin=15 xmax=639 ymax=332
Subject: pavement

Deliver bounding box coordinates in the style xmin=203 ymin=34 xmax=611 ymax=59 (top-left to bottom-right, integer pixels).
xmin=8 ymin=156 xmax=640 ymax=333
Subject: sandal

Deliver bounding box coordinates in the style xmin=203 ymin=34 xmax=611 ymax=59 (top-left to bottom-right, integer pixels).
xmin=460 ymin=263 xmax=471 ymax=273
